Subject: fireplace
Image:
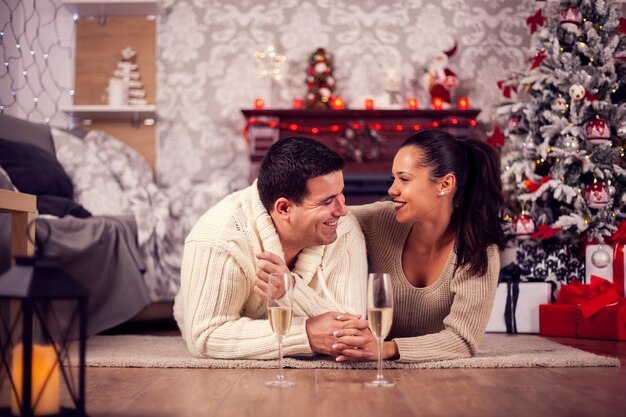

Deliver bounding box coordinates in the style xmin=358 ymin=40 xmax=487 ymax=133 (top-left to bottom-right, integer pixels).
xmin=242 ymin=108 xmax=480 ymax=205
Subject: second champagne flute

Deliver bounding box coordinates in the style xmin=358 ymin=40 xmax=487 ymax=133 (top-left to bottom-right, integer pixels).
xmin=366 ymin=272 xmax=395 ymax=387
xmin=266 ymin=272 xmax=295 ymax=388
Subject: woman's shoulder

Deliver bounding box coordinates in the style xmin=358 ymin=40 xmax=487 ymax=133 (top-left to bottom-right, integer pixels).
xmin=349 ymin=200 xmax=395 ymax=226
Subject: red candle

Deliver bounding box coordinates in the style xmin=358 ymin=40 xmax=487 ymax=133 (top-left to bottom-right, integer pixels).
xmin=457 ymin=97 xmax=469 ymax=110
xmin=432 ymin=97 xmax=444 ymax=110
xmin=331 ymin=97 xmax=345 ymax=110
xmin=254 ymin=98 xmax=265 ymax=109
xmin=364 ymin=99 xmax=374 ymax=110
xmin=407 ymin=98 xmax=418 ymax=109
xmin=292 ymin=98 xmax=303 ymax=109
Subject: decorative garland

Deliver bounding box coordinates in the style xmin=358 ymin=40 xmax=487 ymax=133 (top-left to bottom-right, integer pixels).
xmin=244 ymin=117 xmax=476 ymax=138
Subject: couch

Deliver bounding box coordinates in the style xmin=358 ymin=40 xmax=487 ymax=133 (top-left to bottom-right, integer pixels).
xmin=0 ymin=114 xmax=205 ymax=334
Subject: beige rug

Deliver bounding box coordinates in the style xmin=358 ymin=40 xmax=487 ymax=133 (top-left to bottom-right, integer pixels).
xmin=84 ymin=333 xmax=620 ymax=369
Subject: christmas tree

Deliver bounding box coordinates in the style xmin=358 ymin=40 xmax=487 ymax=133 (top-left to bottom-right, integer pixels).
xmin=498 ymin=0 xmax=626 ymax=245
xmin=305 ymin=48 xmax=336 ymax=109
xmin=109 ymin=46 xmax=147 ymax=106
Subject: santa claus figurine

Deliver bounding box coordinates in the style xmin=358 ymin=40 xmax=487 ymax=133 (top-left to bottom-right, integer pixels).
xmin=423 ymin=43 xmax=459 ymax=109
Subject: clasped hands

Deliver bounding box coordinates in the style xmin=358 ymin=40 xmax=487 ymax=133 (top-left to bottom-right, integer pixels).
xmin=254 ymin=251 xmax=384 ymax=361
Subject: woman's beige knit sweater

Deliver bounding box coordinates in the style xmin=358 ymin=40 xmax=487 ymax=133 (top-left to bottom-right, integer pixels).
xmin=174 ymin=183 xmax=368 ymax=359
xmin=350 ymin=201 xmax=500 ymax=362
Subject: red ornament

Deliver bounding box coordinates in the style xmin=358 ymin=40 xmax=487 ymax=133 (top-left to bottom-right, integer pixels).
xmin=584 ymin=183 xmax=610 ymax=209
xmin=585 ymin=117 xmax=611 ymax=145
xmin=559 ymin=7 xmax=582 ymax=32
xmin=512 ymin=214 xmax=536 ymax=240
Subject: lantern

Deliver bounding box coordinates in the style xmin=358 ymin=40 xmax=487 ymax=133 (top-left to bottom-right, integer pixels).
xmin=364 ymin=99 xmax=374 ymax=110
xmin=0 ymin=255 xmax=88 ymax=416
xmin=407 ymin=98 xmax=418 ymax=110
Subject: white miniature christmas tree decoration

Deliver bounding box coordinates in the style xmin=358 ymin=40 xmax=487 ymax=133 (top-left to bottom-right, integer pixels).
xmin=107 ymin=46 xmax=147 ymax=106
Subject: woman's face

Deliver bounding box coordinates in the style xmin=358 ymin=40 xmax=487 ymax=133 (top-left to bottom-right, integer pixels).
xmin=388 ymin=146 xmax=443 ymax=223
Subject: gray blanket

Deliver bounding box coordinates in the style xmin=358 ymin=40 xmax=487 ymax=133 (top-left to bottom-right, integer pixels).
xmin=36 ymin=215 xmax=150 ymax=335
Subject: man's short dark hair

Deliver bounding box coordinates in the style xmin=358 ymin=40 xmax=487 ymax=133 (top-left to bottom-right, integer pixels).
xmin=257 ymin=136 xmax=345 ymax=212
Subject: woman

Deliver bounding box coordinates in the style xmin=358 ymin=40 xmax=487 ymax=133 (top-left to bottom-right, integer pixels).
xmin=335 ymin=129 xmax=506 ymax=362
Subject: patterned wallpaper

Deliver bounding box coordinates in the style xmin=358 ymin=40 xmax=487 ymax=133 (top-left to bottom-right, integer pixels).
xmin=156 ymin=0 xmax=537 ymax=199
xmin=1 ymin=0 xmax=539 ymax=205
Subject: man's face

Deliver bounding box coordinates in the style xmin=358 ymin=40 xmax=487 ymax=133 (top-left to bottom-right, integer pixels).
xmin=289 ymin=171 xmax=348 ymax=248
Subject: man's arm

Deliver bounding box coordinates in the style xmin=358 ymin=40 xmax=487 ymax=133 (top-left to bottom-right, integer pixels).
xmin=174 ymin=240 xmax=313 ymax=359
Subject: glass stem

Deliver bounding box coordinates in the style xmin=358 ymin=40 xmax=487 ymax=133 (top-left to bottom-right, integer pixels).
xmin=278 ymin=338 xmax=284 ymax=381
xmin=377 ymin=339 xmax=383 ymax=380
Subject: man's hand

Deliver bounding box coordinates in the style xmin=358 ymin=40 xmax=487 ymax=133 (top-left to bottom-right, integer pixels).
xmin=305 ymin=312 xmax=371 ymax=356
xmin=253 ymin=252 xmax=292 ymax=300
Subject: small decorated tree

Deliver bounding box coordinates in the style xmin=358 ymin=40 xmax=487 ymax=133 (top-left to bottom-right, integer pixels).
xmin=110 ymin=46 xmax=147 ymax=106
xmin=305 ymin=48 xmax=336 ymax=109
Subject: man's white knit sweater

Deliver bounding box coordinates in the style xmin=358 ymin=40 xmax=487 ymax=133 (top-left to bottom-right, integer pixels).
xmin=174 ymin=183 xmax=367 ymax=359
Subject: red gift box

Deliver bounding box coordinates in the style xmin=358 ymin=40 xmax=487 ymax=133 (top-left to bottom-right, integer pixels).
xmin=539 ymin=276 xmax=626 ymax=340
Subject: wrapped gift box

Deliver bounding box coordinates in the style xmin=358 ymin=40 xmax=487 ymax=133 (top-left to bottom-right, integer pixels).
xmin=486 ymin=282 xmax=553 ymax=334
xmin=585 ymin=243 xmax=625 ymax=297
xmin=539 ymin=277 xmax=626 ymax=341
xmin=539 ymin=302 xmax=626 ymax=340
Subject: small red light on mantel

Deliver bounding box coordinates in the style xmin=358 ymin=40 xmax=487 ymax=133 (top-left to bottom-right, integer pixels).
xmin=254 ymin=98 xmax=265 ymax=109
xmin=457 ymin=97 xmax=469 ymax=110
xmin=289 ymin=123 xmax=298 ymax=131
xmin=331 ymin=97 xmax=345 ymax=110
xmin=311 ymin=127 xmax=319 ymax=134
xmin=331 ymin=125 xmax=340 ymax=132
xmin=365 ymin=99 xmax=374 ymax=110
xmin=292 ymin=98 xmax=303 ymax=109
xmin=407 ymin=98 xmax=418 ymax=109
xmin=432 ymin=97 xmax=444 ymax=110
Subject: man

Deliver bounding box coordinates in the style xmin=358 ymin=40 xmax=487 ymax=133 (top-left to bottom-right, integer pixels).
xmin=174 ymin=136 xmax=369 ymax=359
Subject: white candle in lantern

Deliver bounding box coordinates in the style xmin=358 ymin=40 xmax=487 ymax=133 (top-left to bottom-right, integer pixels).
xmin=11 ymin=343 xmax=61 ymax=416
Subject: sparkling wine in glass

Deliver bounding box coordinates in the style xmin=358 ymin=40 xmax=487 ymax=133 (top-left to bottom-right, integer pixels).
xmin=366 ymin=272 xmax=395 ymax=387
xmin=266 ymin=272 xmax=295 ymax=388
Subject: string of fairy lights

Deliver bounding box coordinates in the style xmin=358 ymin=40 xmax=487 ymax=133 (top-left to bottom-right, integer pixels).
xmin=0 ymin=0 xmax=75 ymax=125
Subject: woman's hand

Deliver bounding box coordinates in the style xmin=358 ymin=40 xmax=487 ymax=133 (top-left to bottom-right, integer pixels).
xmin=332 ymin=328 xmax=399 ymax=362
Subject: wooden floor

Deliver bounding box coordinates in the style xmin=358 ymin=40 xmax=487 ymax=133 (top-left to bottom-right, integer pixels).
xmin=81 ymin=324 xmax=626 ymax=417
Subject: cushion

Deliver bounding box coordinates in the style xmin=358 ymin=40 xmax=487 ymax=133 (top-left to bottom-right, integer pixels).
xmin=0 ymin=165 xmax=17 ymax=192
xmin=51 ymin=128 xmax=132 ymax=216
xmin=0 ymin=114 xmax=55 ymax=155
xmin=37 ymin=195 xmax=92 ymax=218
xmin=0 ymin=137 xmax=73 ymax=198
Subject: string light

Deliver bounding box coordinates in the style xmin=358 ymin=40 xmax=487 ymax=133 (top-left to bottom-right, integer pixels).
xmin=0 ymin=1 xmax=74 ymax=124
xmin=244 ymin=117 xmax=477 ymax=138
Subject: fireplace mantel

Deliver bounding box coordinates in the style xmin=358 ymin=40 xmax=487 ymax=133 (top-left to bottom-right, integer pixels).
xmin=241 ymin=108 xmax=480 ymax=203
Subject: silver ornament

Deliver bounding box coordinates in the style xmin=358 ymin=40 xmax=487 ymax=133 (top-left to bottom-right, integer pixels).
xmin=591 ymin=246 xmax=611 ymax=269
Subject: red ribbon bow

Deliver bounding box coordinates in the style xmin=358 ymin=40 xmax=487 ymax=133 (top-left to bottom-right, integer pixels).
xmin=496 ymin=79 xmax=518 ymax=99
xmin=556 ymin=276 xmax=620 ymax=319
xmin=486 ymin=126 xmax=505 ymax=148
xmin=527 ymin=9 xmax=545 ymax=34
xmin=524 ymin=175 xmax=552 ymax=193
xmin=529 ymin=50 xmax=547 ymax=70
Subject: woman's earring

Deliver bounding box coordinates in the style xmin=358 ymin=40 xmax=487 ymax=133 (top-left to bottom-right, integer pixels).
xmin=439 ymin=191 xmax=445 ymax=196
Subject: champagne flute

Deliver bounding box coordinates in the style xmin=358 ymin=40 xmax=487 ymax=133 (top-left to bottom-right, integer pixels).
xmin=366 ymin=272 xmax=395 ymax=387
xmin=266 ymin=272 xmax=295 ymax=388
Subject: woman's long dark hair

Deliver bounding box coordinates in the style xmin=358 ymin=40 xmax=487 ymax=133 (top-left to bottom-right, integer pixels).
xmin=400 ymin=129 xmax=506 ymax=275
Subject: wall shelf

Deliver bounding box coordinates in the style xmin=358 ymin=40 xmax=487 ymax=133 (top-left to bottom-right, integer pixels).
xmin=63 ymin=0 xmax=157 ymax=16
xmin=62 ymin=104 xmax=157 ymax=126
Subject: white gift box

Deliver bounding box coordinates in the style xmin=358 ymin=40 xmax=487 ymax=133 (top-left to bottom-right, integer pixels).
xmin=486 ymin=282 xmax=553 ymax=334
